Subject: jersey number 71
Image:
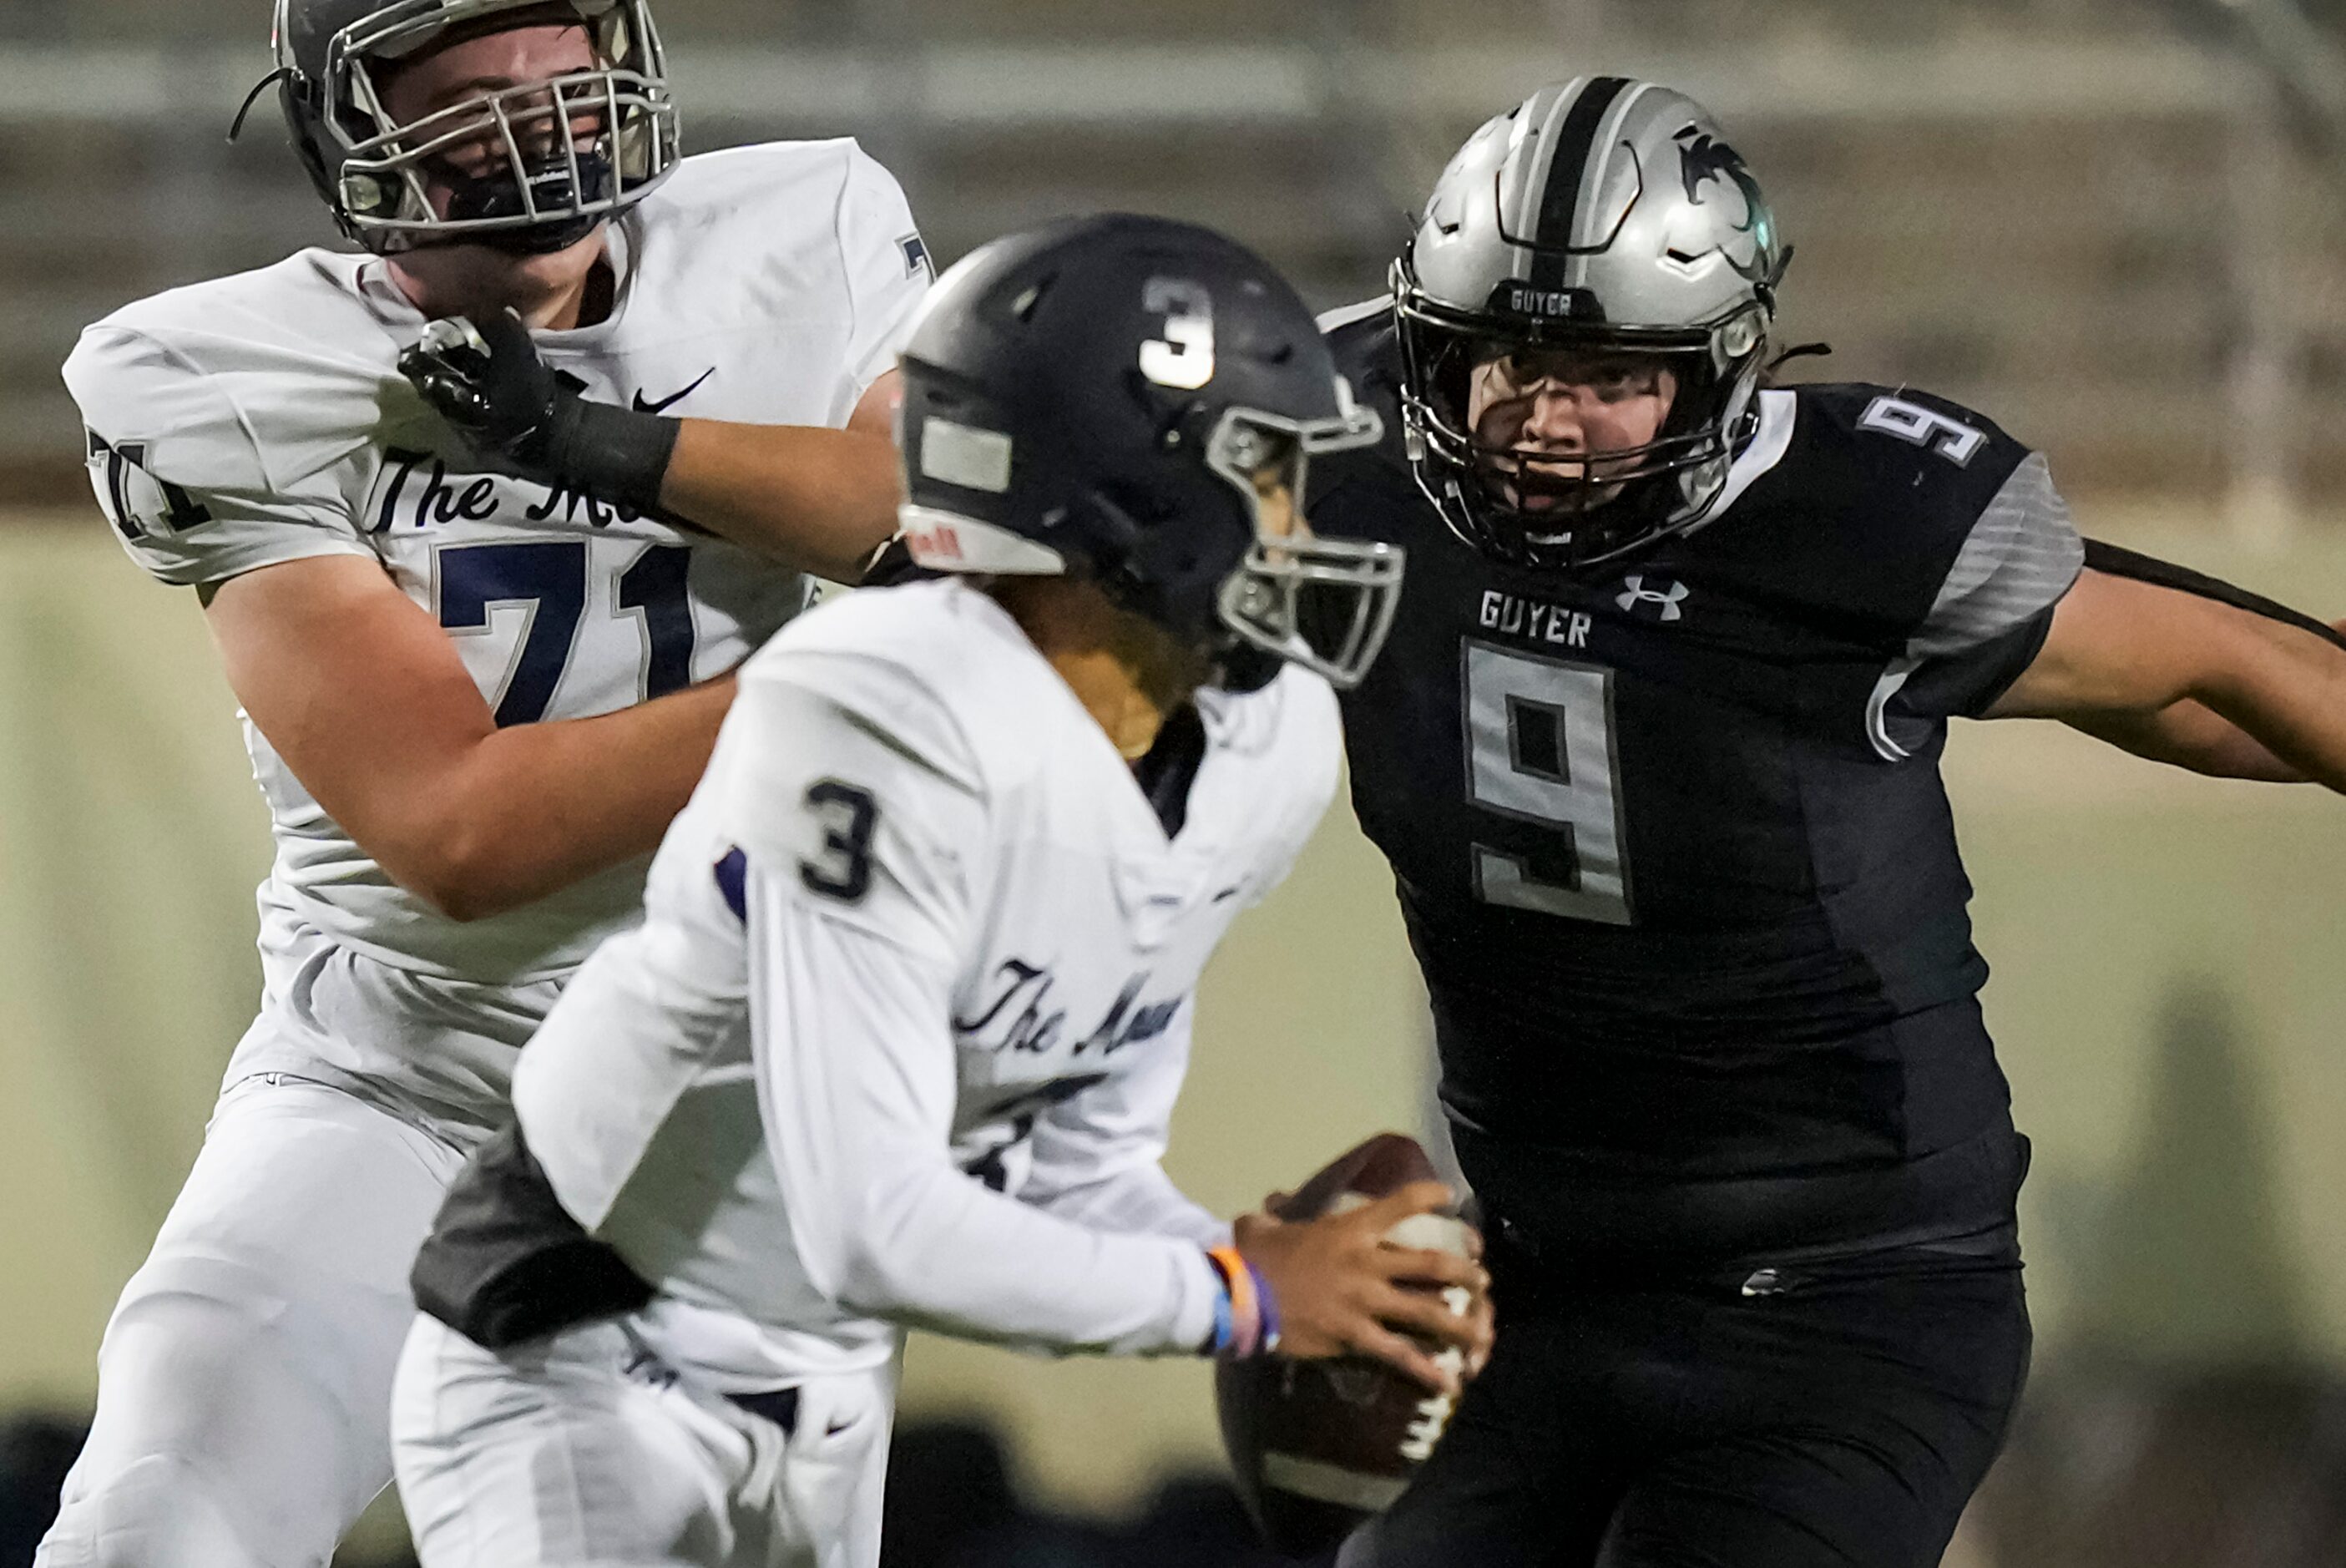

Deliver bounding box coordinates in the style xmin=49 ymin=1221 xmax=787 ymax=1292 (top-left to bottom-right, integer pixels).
xmin=436 ymin=540 xmax=695 ymax=726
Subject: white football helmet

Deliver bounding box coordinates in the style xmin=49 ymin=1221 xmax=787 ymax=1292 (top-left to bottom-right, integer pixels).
xmin=1393 ymin=78 xmax=1791 ymax=571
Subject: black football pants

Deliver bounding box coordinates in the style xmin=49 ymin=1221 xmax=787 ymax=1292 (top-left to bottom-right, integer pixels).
xmin=1339 ymin=1249 xmax=2030 ymax=1568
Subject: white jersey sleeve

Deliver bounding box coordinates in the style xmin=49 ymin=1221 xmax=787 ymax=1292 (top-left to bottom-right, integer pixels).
xmin=832 ymin=144 xmax=933 ymax=405
xmin=720 ymin=660 xmax=1221 ymax=1359
xmin=63 ymin=322 xmax=377 ymax=589
xmin=1017 ymin=998 xmax=1230 ymax=1249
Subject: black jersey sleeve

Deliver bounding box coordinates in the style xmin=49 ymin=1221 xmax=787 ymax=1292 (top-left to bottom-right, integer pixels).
xmin=1893 ymin=605 xmax=2058 ymax=722
xmin=1785 ymin=386 xmax=2086 ymax=749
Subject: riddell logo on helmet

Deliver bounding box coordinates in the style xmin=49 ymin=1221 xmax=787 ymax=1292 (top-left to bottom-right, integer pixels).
xmin=909 ymin=524 xmax=963 ymax=560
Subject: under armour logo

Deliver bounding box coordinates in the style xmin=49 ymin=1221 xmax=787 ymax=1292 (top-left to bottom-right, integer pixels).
xmin=1617 ymin=575 xmax=1690 ymax=622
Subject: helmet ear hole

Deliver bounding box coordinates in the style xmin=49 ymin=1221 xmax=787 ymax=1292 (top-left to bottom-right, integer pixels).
xmin=1003 ymin=273 xmax=1058 ymax=325
xmin=1093 ymin=478 xmax=1170 ymax=532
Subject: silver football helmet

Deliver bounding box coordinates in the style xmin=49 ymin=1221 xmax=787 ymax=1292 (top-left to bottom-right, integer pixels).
xmin=272 ymin=0 xmax=680 ymax=255
xmin=1394 ymin=78 xmax=1790 ymax=571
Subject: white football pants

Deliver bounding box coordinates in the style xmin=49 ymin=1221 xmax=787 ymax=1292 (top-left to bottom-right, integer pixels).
xmin=392 ymin=1315 xmax=893 ymax=1568
xmin=37 ymin=1074 xmax=469 ymax=1568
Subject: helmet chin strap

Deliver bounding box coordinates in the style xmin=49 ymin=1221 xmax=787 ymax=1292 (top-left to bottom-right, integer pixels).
xmin=226 ymin=68 xmax=292 ymax=142
xmin=472 ymin=216 xmax=609 ymax=256
xmin=384 ymin=215 xmax=606 ymax=258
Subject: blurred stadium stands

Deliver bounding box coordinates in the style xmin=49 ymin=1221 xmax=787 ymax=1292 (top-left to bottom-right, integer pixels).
xmin=2 ymin=0 xmax=2344 ymax=518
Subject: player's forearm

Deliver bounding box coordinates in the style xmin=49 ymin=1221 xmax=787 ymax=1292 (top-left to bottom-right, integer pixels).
xmin=661 ymin=419 xmax=902 ymax=583
xmin=751 ymin=894 xmax=1219 ymax=1356
xmin=826 ymin=1161 xmax=1222 ymax=1357
xmin=409 ymin=676 xmax=736 ymax=921
xmin=2062 ymin=701 xmax=2305 ymax=783
xmin=1024 ymin=1161 xmax=1231 ymax=1249
xmin=1998 ymin=571 xmax=2346 ymax=789
xmin=2189 ymin=618 xmax=2346 ymax=794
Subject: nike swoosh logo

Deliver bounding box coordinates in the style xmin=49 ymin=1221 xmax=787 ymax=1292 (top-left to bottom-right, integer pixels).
xmin=633 ymin=367 xmax=715 ymax=415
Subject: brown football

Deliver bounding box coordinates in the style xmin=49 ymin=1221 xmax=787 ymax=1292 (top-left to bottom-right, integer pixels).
xmin=1215 ymin=1132 xmax=1474 ymax=1555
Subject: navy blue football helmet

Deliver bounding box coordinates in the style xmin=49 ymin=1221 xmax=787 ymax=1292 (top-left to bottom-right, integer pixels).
xmin=897 ymin=214 xmax=1403 ymax=690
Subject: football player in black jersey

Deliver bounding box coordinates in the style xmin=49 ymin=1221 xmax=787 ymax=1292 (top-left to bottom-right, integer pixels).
xmin=1311 ymin=77 xmax=2346 ymax=1567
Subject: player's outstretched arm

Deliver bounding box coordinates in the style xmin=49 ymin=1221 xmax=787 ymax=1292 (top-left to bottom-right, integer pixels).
xmin=660 ymin=377 xmax=903 ymax=581
xmin=399 ymin=312 xmax=902 ymax=584
xmin=1988 ymin=567 xmax=2346 ymax=791
xmin=206 ymin=554 xmax=734 ymax=923
xmin=2059 ymin=701 xmax=2303 ymax=782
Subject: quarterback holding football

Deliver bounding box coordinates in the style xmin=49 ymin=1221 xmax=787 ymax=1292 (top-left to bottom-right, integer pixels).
xmin=388 ymin=215 xmax=1493 ymax=1568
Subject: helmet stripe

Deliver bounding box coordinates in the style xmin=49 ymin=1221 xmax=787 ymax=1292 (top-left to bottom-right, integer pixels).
xmin=1528 ymin=74 xmax=1631 ymax=288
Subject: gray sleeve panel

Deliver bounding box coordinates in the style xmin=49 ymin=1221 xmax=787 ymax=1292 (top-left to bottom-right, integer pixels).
xmin=1865 ymin=453 xmax=2083 ymax=758
xmin=1909 ymin=452 xmax=2086 ymax=660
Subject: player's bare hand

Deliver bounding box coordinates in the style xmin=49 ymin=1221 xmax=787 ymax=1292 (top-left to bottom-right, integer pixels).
xmin=1236 ymin=1180 xmax=1492 ymax=1394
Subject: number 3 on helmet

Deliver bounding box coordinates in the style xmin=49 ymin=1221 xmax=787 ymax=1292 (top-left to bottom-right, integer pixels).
xmin=893 ymin=214 xmax=1407 ymax=693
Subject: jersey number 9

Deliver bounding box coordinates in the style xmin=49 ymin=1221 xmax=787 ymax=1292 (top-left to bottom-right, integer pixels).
xmin=1462 ymin=641 xmax=1634 ymax=926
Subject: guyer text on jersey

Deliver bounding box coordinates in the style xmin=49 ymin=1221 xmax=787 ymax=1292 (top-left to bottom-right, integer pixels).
xmin=1480 ymin=589 xmax=1593 ymax=650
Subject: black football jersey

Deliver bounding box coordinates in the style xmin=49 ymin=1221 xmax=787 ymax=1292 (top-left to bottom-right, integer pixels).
xmin=1313 ymin=308 xmax=2084 ymax=1262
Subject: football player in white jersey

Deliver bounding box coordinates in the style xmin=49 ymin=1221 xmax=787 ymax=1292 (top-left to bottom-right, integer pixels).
xmin=385 ymin=215 xmax=1491 ymax=1568
xmin=47 ymin=3 xmax=926 ymax=1565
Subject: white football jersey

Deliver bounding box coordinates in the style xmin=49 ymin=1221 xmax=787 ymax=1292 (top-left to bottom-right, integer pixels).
xmin=62 ymin=140 xmax=930 ymax=1131
xmin=511 ymin=579 xmax=1342 ymax=1388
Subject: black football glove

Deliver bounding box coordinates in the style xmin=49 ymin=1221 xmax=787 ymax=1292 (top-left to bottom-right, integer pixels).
xmin=398 ymin=308 xmax=680 ymax=514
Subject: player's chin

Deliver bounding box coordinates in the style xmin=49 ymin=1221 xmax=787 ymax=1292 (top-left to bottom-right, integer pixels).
xmin=479 ymin=226 xmax=609 ymax=289
xmin=404 ymin=224 xmax=609 ymax=306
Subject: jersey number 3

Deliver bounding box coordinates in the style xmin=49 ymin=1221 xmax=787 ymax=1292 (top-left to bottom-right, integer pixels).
xmin=800 ymin=781 xmax=879 ymax=903
xmin=1463 ymin=641 xmax=1633 ymax=926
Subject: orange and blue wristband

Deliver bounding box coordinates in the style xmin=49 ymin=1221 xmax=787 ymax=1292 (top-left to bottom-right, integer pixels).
xmin=1204 ymin=1245 xmax=1281 ymax=1359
